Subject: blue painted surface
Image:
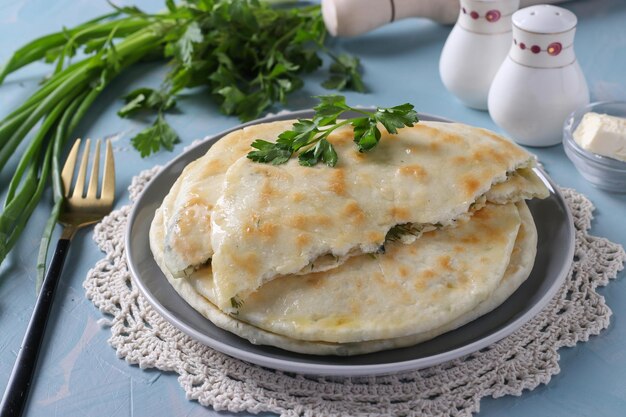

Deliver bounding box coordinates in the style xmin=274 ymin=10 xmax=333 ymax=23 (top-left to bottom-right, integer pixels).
xmin=0 ymin=1 xmax=625 ymax=416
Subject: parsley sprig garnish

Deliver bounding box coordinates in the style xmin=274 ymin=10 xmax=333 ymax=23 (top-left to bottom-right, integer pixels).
xmin=247 ymin=95 xmax=419 ymax=167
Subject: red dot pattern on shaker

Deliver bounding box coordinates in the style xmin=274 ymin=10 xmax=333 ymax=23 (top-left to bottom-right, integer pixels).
xmin=470 ymin=11 xmax=479 ymax=19
xmin=531 ymin=45 xmax=541 ymax=54
xmin=520 ymin=42 xmax=526 ymax=50
xmin=485 ymin=10 xmax=501 ymax=22
xmin=547 ymin=42 xmax=562 ymax=56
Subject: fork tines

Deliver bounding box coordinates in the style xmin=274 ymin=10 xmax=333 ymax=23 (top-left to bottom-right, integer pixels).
xmin=61 ymin=138 xmax=115 ymax=203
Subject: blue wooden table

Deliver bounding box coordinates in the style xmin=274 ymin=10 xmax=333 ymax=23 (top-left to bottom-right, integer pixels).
xmin=1 ymin=1 xmax=625 ymax=416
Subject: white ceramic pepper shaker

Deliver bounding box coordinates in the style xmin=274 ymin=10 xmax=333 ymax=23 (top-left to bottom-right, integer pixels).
xmin=439 ymin=0 xmax=519 ymax=110
xmin=488 ymin=5 xmax=589 ymax=146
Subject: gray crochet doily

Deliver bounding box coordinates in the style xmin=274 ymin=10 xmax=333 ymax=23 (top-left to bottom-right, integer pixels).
xmin=84 ymin=167 xmax=625 ymax=417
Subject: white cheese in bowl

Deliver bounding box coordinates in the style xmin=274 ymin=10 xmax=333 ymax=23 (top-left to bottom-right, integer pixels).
xmin=573 ymin=112 xmax=626 ymax=162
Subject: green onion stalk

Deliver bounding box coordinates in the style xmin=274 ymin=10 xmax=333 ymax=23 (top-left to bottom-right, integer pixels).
xmin=0 ymin=14 xmax=176 ymax=290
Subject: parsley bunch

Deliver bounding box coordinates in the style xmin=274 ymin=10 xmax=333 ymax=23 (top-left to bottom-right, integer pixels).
xmin=248 ymin=95 xmax=419 ymax=167
xmin=116 ymin=0 xmax=365 ymax=157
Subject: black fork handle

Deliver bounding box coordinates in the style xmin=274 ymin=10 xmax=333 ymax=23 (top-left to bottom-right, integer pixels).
xmin=0 ymin=238 xmax=71 ymax=417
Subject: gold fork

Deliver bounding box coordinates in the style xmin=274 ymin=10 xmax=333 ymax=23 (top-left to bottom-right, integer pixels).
xmin=0 ymin=139 xmax=115 ymax=417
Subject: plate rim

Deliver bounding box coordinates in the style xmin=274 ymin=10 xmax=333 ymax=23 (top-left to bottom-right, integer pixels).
xmin=125 ymin=109 xmax=575 ymax=376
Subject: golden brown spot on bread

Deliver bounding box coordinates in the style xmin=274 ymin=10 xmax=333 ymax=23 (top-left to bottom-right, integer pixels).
xmin=261 ymin=181 xmax=277 ymax=198
xmin=289 ymin=215 xmax=333 ymax=230
xmin=458 ymin=272 xmax=470 ymax=286
xmin=399 ymin=266 xmax=409 ymax=278
xmin=419 ymin=269 xmax=437 ymax=283
xmin=437 ymin=255 xmax=454 ymax=271
xmin=367 ymin=231 xmax=385 ymax=243
xmin=413 ymin=124 xmax=440 ymax=136
xmin=258 ymin=222 xmax=278 ymax=239
xmin=295 ymin=233 xmax=311 ymax=248
xmin=453 ymin=245 xmax=465 ymax=253
xmin=423 ymin=269 xmax=436 ymax=279
xmin=231 ymin=252 xmax=260 ymax=275
xmin=330 ymin=129 xmax=354 ymax=144
xmin=292 ymin=192 xmax=306 ymax=203
xmin=486 ymin=148 xmax=507 ymax=165
xmin=389 ymin=206 xmax=411 ymax=221
xmin=439 ymin=132 xmax=463 ymax=144
xmin=352 ymin=149 xmax=366 ymax=160
xmin=471 ymin=147 xmax=508 ymax=167
xmin=429 ymin=141 xmax=442 ymax=152
xmin=257 ymin=165 xmax=292 ymax=181
xmin=258 ymin=178 xmax=278 ymax=207
xmin=481 ymin=223 xmax=507 ymax=244
xmin=317 ymin=215 xmax=333 ymax=227
xmin=329 ymin=169 xmax=347 ymax=196
xmin=462 ymin=175 xmax=481 ymax=196
xmin=398 ymin=164 xmax=427 ymax=180
xmin=480 ymin=129 xmax=525 ymax=156
xmin=289 ymin=215 xmax=307 ymax=229
xmin=452 ymin=155 xmax=469 ymax=165
xmin=201 ymin=159 xmax=224 ymax=176
xmin=343 ymin=201 xmax=366 ymax=224
xmin=460 ymin=235 xmax=481 ymax=244
xmin=414 ymin=280 xmax=427 ymax=291
xmin=177 ymin=209 xmax=210 ymax=236
xmin=374 ymin=272 xmax=386 ymax=285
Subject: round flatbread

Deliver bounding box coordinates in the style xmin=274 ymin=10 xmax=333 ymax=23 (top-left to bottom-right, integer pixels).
xmin=150 ymin=201 xmax=535 ymax=353
xmin=156 ymin=120 xmax=547 ymax=312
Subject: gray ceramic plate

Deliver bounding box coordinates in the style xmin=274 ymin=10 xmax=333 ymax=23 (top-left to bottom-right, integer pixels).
xmin=126 ymin=110 xmax=574 ymax=376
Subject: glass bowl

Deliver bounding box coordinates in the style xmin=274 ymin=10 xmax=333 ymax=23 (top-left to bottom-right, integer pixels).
xmin=563 ymin=101 xmax=626 ymax=193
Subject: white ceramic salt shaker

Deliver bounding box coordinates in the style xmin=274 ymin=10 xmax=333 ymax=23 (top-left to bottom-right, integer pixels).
xmin=488 ymin=5 xmax=589 ymax=146
xmin=439 ymin=0 xmax=519 ymax=110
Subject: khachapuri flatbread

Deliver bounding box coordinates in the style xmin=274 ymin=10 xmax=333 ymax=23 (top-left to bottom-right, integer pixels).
xmin=149 ymin=119 xmax=549 ymax=354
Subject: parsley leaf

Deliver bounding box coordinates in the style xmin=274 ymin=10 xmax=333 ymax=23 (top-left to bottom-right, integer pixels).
xmin=175 ymin=21 xmax=203 ymax=67
xmin=322 ymin=54 xmax=365 ymax=93
xmin=375 ymin=103 xmax=419 ymax=134
xmin=131 ymin=113 xmax=180 ymax=158
xmin=298 ymin=138 xmax=337 ymax=167
xmin=313 ymin=95 xmax=349 ymax=126
xmin=247 ymin=95 xmax=419 ymax=167
xmin=352 ymin=117 xmax=381 ymax=152
xmin=247 ymin=139 xmax=293 ymax=165
xmin=118 ymin=88 xmax=176 ymax=117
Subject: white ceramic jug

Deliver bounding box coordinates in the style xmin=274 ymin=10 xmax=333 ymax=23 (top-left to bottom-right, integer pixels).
xmin=439 ymin=0 xmax=520 ymax=110
xmin=488 ymin=5 xmax=589 ymax=146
